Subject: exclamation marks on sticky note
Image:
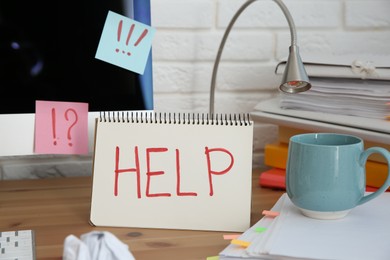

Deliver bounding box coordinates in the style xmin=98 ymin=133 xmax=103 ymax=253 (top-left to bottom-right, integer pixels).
xmin=52 ymin=108 xmax=57 ymax=146
xmin=126 ymin=24 xmax=135 ymax=47
xmin=115 ymin=20 xmax=148 ymax=56
xmin=134 ymin=28 xmax=148 ymax=46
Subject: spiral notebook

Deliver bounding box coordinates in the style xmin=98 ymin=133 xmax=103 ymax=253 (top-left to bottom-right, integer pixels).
xmin=89 ymin=112 xmax=254 ymax=232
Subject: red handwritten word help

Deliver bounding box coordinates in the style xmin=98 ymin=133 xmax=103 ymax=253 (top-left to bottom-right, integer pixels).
xmin=113 ymin=146 xmax=234 ymax=198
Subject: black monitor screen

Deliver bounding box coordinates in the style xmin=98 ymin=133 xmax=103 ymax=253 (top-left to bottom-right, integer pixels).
xmin=0 ymin=0 xmax=152 ymax=113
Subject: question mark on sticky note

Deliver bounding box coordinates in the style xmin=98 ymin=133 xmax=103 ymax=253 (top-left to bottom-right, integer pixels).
xmin=65 ymin=108 xmax=78 ymax=147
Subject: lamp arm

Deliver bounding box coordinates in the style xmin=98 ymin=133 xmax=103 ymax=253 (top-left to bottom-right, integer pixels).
xmin=209 ymin=0 xmax=298 ymax=115
xmin=273 ymin=0 xmax=297 ymax=46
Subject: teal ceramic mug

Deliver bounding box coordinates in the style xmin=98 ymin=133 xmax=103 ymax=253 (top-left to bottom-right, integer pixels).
xmin=286 ymin=133 xmax=390 ymax=220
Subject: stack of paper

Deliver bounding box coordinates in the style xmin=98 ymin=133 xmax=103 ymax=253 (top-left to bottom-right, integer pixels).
xmin=251 ymin=97 xmax=390 ymax=145
xmin=279 ymin=77 xmax=390 ymax=119
xmin=275 ymin=55 xmax=390 ymax=80
xmin=275 ymin=55 xmax=390 ymax=120
xmin=219 ymin=193 xmax=390 ymax=260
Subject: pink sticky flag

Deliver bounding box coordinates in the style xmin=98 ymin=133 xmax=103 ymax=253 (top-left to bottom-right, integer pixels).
xmin=262 ymin=210 xmax=280 ymax=217
xmin=223 ymin=234 xmax=241 ymax=240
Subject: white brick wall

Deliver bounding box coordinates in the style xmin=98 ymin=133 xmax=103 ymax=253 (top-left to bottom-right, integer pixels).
xmin=1 ymin=0 xmax=389 ymax=179
xmin=151 ymin=0 xmax=390 ymax=167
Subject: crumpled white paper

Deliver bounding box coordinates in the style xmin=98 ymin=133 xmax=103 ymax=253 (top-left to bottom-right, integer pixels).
xmin=63 ymin=231 xmax=135 ymax=260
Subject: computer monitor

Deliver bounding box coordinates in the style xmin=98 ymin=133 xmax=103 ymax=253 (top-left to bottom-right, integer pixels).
xmin=0 ymin=0 xmax=153 ymax=156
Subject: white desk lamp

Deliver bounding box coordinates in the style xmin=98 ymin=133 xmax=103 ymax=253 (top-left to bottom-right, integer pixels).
xmin=209 ymin=0 xmax=311 ymax=114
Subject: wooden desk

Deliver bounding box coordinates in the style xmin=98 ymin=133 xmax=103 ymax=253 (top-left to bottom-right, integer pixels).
xmin=0 ymin=168 xmax=284 ymax=260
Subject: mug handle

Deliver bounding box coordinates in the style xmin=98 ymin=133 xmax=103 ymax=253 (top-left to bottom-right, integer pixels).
xmin=358 ymin=147 xmax=390 ymax=205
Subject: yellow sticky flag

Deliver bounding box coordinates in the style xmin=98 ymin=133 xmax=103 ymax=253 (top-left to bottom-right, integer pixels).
xmin=231 ymin=239 xmax=251 ymax=248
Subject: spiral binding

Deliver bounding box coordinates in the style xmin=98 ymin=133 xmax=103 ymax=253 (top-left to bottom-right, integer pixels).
xmin=99 ymin=111 xmax=252 ymax=126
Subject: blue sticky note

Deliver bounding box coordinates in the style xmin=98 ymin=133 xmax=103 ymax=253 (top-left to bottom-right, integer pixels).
xmin=95 ymin=10 xmax=155 ymax=75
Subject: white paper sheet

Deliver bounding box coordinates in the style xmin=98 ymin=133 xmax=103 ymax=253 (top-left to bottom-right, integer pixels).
xmin=220 ymin=193 xmax=390 ymax=260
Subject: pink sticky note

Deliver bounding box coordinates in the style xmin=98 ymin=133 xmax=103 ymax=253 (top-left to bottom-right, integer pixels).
xmin=35 ymin=100 xmax=89 ymax=154
xmin=262 ymin=210 xmax=280 ymax=218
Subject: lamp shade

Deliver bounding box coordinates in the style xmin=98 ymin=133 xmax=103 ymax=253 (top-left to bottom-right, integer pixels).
xmin=280 ymin=45 xmax=311 ymax=93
